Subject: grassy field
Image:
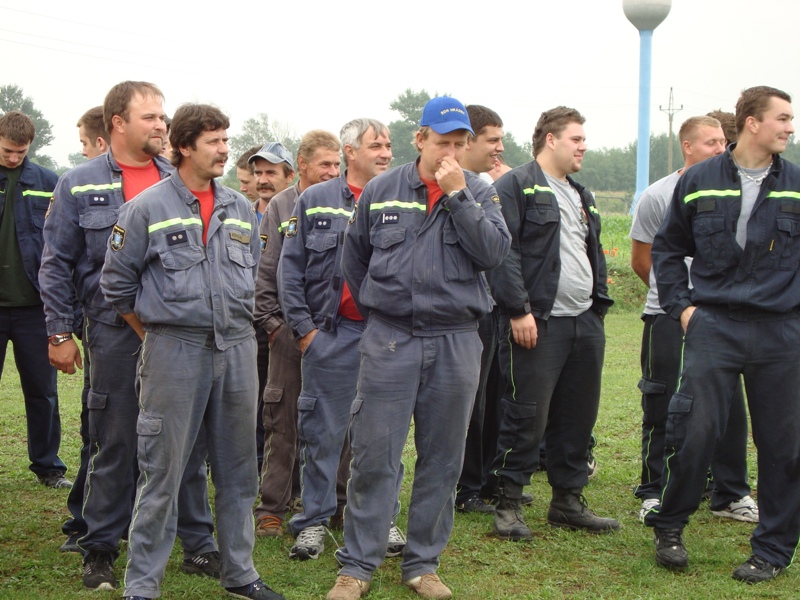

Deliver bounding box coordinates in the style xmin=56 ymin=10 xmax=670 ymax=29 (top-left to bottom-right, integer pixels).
xmin=0 ymin=312 xmax=786 ymax=599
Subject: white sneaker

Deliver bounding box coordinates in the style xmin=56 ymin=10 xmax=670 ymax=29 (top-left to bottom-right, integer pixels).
xmin=289 ymin=524 xmax=326 ymax=560
xmin=639 ymin=498 xmax=660 ymax=522
xmin=711 ymin=495 xmax=759 ymax=523
xmin=385 ymin=525 xmax=406 ymax=557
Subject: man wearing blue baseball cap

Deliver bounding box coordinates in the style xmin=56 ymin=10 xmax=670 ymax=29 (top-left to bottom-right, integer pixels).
xmin=327 ymin=97 xmax=511 ymax=600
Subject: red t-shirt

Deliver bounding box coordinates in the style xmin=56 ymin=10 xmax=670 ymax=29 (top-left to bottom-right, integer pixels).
xmin=190 ymin=188 xmax=215 ymax=244
xmin=118 ymin=161 xmax=160 ymax=201
xmin=421 ymin=177 xmax=444 ymax=213
xmin=337 ymin=183 xmax=364 ymax=321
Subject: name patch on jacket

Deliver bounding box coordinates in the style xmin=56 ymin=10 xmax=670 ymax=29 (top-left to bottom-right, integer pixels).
xmin=110 ymin=225 xmax=125 ymax=251
xmin=314 ymin=217 xmax=331 ymax=229
xmin=230 ymin=230 xmax=250 ymax=244
xmin=166 ymin=229 xmax=188 ymax=246
xmin=90 ymin=194 xmax=110 ymax=206
xmin=260 ymin=234 xmax=268 ymax=253
xmin=381 ymin=212 xmax=399 ymax=224
xmin=286 ymin=217 xmax=298 ymax=237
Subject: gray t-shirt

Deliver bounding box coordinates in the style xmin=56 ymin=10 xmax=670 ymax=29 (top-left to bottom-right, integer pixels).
xmin=545 ymin=174 xmax=593 ymax=317
xmin=735 ymin=167 xmax=767 ymax=249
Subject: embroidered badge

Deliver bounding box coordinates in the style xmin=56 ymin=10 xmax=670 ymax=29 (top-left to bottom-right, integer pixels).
xmin=286 ymin=216 xmax=298 ymax=237
xmin=314 ymin=218 xmax=331 ymax=229
xmin=491 ymin=194 xmax=500 ymax=204
xmin=381 ymin=212 xmax=399 ymax=224
xmin=260 ymin=234 xmax=268 ymax=253
xmin=110 ymin=224 xmax=125 ymax=251
xmin=45 ymin=196 xmax=54 ymax=219
xmin=166 ymin=229 xmax=188 ymax=246
xmin=348 ymin=203 xmax=358 ymax=224
xmin=229 ymin=230 xmax=250 ymax=244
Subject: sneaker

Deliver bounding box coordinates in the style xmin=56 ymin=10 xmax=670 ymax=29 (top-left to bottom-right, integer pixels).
xmin=711 ymin=496 xmax=759 ymax=523
xmin=226 ymin=577 xmax=285 ymax=599
xmin=327 ymin=575 xmax=370 ymax=600
xmin=181 ymin=550 xmax=220 ymax=578
xmin=386 ymin=525 xmax=406 ymax=557
xmin=587 ymin=454 xmax=599 ymax=479
xmin=732 ymin=554 xmax=784 ymax=583
xmin=653 ymin=527 xmax=688 ymax=569
xmin=36 ymin=472 xmax=72 ymax=489
xmin=59 ymin=531 xmax=84 ymax=555
xmin=456 ymin=496 xmax=495 ymax=514
xmin=638 ymin=498 xmax=660 ymax=523
xmin=256 ymin=515 xmax=284 ymax=537
xmin=83 ymin=550 xmax=117 ymax=590
xmin=287 ymin=496 xmax=304 ymax=514
xmin=403 ymin=573 xmax=452 ymax=599
xmin=289 ymin=525 xmax=326 ymax=560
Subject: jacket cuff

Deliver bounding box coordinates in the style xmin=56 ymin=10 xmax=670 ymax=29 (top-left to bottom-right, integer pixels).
xmin=264 ymin=314 xmax=285 ymax=335
xmin=112 ymin=299 xmax=136 ymax=316
xmin=46 ymin=319 xmax=74 ymax=336
xmin=668 ymin=298 xmax=693 ymax=321
xmin=444 ymin=188 xmax=473 ymax=214
xmin=293 ymin=318 xmax=316 ymax=339
xmin=507 ymin=301 xmax=532 ymax=319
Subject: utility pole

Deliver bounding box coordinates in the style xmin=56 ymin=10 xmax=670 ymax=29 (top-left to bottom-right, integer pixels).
xmin=660 ymin=87 xmax=683 ymax=173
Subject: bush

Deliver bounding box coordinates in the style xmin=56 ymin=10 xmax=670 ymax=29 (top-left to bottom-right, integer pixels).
xmin=599 ymin=214 xmax=647 ymax=314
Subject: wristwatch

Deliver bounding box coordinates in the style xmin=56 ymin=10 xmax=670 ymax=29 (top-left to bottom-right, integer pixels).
xmin=49 ymin=333 xmax=73 ymax=346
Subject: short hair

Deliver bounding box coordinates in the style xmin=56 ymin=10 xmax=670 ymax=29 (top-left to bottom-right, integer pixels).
xmin=532 ymin=106 xmax=585 ymax=157
xmin=734 ymin=86 xmax=792 ymax=135
xmin=77 ymin=106 xmax=110 ymax=145
xmin=297 ymin=129 xmax=340 ymax=165
xmin=706 ymin=110 xmax=737 ymax=144
xmin=103 ymin=81 xmax=164 ymax=133
xmin=168 ymin=104 xmax=230 ymax=167
xmin=340 ymin=118 xmax=388 ymax=166
xmin=678 ymin=116 xmax=721 ymax=144
xmin=466 ymin=105 xmax=503 ymax=139
xmin=236 ymin=145 xmax=260 ymax=172
xmin=0 ymin=111 xmax=35 ymax=145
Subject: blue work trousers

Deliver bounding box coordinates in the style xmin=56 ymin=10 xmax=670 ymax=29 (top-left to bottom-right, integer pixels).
xmin=63 ymin=337 xmax=91 ymax=536
xmin=124 ymin=329 xmax=259 ymax=597
xmin=337 ymin=317 xmax=481 ymax=582
xmin=645 ymin=307 xmax=800 ymax=568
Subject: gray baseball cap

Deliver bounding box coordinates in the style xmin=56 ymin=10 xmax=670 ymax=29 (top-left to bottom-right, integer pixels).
xmin=248 ymin=142 xmax=294 ymax=169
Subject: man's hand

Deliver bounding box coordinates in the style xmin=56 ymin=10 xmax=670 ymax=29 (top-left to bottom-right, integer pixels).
xmin=298 ymin=329 xmax=318 ymax=354
xmin=680 ymin=306 xmax=696 ymax=333
xmin=511 ymin=314 xmax=538 ymax=349
xmin=435 ymin=156 xmax=467 ymax=196
xmin=49 ymin=338 xmax=82 ymax=374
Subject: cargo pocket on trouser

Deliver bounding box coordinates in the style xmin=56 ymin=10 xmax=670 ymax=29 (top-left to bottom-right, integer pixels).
xmin=261 ymin=385 xmax=285 ymax=433
xmin=297 ymin=393 xmax=318 ymax=446
xmin=496 ymin=397 xmax=537 ymax=470
xmin=86 ymin=390 xmax=108 ymax=443
xmin=638 ymin=377 xmax=668 ymax=424
xmin=664 ymin=392 xmax=693 ymax=450
xmin=136 ymin=411 xmax=166 ymax=471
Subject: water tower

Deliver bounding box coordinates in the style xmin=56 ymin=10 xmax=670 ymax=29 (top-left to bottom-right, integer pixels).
xmin=623 ymin=0 xmax=671 ymax=205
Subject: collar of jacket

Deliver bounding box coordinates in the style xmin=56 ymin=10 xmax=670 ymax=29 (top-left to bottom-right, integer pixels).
xmin=167 ymin=172 xmax=237 ymax=208
xmin=105 ymin=149 xmax=174 ymax=178
xmin=723 ymin=142 xmax=784 ymax=184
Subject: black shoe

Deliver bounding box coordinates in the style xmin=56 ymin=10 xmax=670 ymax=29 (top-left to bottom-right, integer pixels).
xmin=547 ymin=488 xmax=619 ymax=533
xmin=181 ymin=550 xmax=220 ymax=578
xmin=654 ymin=527 xmax=688 ymax=569
xmin=521 ymin=492 xmax=534 ymax=506
xmin=493 ymin=478 xmax=532 ymax=541
xmin=36 ymin=472 xmax=72 ymax=489
xmin=225 ymin=578 xmax=285 ymax=600
xmin=732 ymin=554 xmax=784 ymax=583
xmin=457 ymin=495 xmax=495 ymax=514
xmin=59 ymin=531 xmax=85 ymax=555
xmin=83 ymin=550 xmax=117 ymax=590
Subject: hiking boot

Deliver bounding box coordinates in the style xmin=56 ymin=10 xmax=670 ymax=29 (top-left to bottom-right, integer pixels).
xmin=226 ymin=577 xmax=285 ymax=599
xmin=521 ymin=492 xmax=533 ymax=506
xmin=493 ymin=478 xmax=532 ymax=541
xmin=547 ymin=488 xmax=619 ymax=533
xmin=654 ymin=527 xmax=688 ymax=569
xmin=286 ymin=497 xmax=304 ymax=514
xmin=59 ymin=531 xmax=84 ymax=555
xmin=83 ymin=550 xmax=117 ymax=590
xmin=457 ymin=495 xmax=495 ymax=514
xmin=732 ymin=554 xmax=784 ymax=583
xmin=256 ymin=515 xmax=284 ymax=537
xmin=639 ymin=498 xmax=660 ymax=523
xmin=37 ymin=472 xmax=72 ymax=489
xmin=403 ymin=573 xmax=452 ymax=599
xmin=181 ymin=550 xmax=220 ymax=578
xmin=386 ymin=525 xmax=406 ymax=557
xmin=711 ymin=496 xmax=759 ymax=523
xmin=327 ymin=575 xmax=370 ymax=600
xmin=289 ymin=525 xmax=325 ymax=560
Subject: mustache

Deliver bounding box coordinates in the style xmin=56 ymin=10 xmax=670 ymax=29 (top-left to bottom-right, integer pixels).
xmin=257 ymin=183 xmax=275 ymax=191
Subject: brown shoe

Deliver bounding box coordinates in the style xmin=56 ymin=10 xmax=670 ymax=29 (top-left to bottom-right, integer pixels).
xmin=326 ymin=575 xmax=370 ymax=600
xmin=256 ymin=515 xmax=284 ymax=537
xmin=403 ymin=573 xmax=452 ymax=599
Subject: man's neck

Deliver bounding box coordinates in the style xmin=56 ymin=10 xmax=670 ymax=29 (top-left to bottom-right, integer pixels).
xmin=537 ymin=156 xmax=568 ymax=182
xmin=179 ymin=166 xmax=212 ymax=192
xmin=345 ymin=169 xmax=370 ymax=190
xmin=112 ymin=145 xmax=155 ymax=168
xmin=731 ymin=139 xmax=773 ymax=169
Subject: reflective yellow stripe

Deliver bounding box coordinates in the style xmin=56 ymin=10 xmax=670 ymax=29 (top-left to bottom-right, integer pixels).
xmin=370 ymin=200 xmax=426 ymax=211
xmin=588 ymin=206 xmax=599 ymax=215
xmin=305 ymin=206 xmax=353 ymax=218
xmin=683 ymin=189 xmax=740 ymax=204
xmin=278 ymin=219 xmax=291 ymax=233
xmin=223 ymin=218 xmax=252 ymax=230
xmin=148 ymin=217 xmax=203 ymax=233
xmin=523 ymin=185 xmax=553 ymax=195
xmin=767 ymin=191 xmax=800 ymax=200
xmin=22 ymin=190 xmax=53 ymax=198
xmin=70 ymin=182 xmax=122 ymax=195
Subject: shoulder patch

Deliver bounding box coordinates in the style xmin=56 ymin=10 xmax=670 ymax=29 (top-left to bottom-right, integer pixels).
xmin=286 ymin=216 xmax=298 ymax=237
xmin=260 ymin=234 xmax=268 ymax=253
xmin=110 ymin=224 xmax=125 ymax=251
xmin=45 ymin=196 xmax=55 ymax=219
xmin=491 ymin=194 xmax=500 ymax=204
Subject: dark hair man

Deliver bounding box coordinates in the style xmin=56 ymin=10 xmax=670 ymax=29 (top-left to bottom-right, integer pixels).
xmin=487 ymin=106 xmax=618 ymax=542
xmin=328 ymin=97 xmax=510 ymax=600
xmin=77 ymin=106 xmax=110 ymax=159
xmin=707 ymin=109 xmax=737 ymax=145
xmin=0 ymin=110 xmax=67 ymax=492
xmin=100 ymin=103 xmax=284 ymax=600
xmin=40 ymin=81 xmax=217 ymax=591
xmin=648 ymin=85 xmax=799 ymax=583
xmin=236 ymin=146 xmax=260 ymax=203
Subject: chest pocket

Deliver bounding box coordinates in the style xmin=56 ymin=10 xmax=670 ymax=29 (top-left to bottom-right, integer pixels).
xmin=692 ymin=215 xmax=737 ymax=270
xmin=774 ymin=217 xmax=800 ymax=271
xmin=30 ymin=195 xmax=50 ymax=230
xmin=521 ymin=206 xmax=559 ymax=258
xmin=368 ymin=226 xmax=405 ymax=280
xmin=442 ymin=221 xmax=477 ymax=283
xmin=79 ymin=208 xmax=119 ymax=265
xmin=226 ymin=242 xmax=257 ymax=299
xmin=305 ymin=232 xmax=338 ymax=282
xmin=159 ymin=245 xmax=205 ymax=302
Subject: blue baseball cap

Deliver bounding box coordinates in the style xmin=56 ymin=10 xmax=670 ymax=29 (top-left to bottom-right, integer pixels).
xmin=420 ymin=97 xmax=474 ymax=135
xmin=248 ymin=142 xmax=294 ymax=169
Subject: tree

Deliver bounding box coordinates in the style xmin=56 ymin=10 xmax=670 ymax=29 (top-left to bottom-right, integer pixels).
xmin=68 ymin=152 xmax=87 ymax=168
xmin=228 ymin=112 xmax=299 ymax=164
xmin=0 ymin=85 xmax=55 ymax=159
xmin=388 ymin=89 xmax=438 ymax=166
xmin=501 ymin=135 xmax=531 ymax=168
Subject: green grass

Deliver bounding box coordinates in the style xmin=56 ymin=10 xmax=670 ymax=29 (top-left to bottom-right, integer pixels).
xmin=0 ymin=314 xmax=787 ymax=599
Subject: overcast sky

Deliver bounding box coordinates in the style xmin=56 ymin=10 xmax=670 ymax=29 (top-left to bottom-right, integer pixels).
xmin=2 ymin=0 xmax=798 ymax=167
